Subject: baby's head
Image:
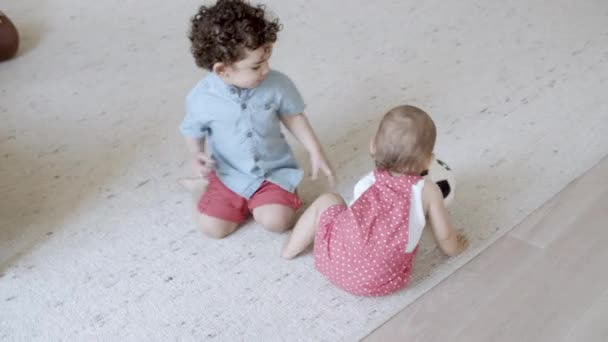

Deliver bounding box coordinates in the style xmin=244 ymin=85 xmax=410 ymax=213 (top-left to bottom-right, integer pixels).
xmin=189 ymin=0 xmax=281 ymax=88
xmin=372 ymin=105 xmax=437 ymax=175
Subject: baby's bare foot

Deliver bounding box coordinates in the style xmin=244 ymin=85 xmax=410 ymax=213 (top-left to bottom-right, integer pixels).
xmin=177 ymin=177 xmax=208 ymax=193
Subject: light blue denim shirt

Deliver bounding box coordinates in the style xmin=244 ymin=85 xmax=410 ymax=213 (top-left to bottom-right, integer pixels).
xmin=180 ymin=70 xmax=306 ymax=199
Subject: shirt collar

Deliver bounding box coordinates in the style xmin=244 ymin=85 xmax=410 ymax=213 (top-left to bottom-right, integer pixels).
xmin=208 ymin=72 xmax=249 ymax=99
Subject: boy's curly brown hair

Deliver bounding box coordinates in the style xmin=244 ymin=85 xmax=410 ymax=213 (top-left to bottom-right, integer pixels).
xmin=189 ymin=0 xmax=281 ymax=70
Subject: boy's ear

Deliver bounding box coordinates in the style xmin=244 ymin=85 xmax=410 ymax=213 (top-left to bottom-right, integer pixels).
xmin=213 ymin=62 xmax=228 ymax=76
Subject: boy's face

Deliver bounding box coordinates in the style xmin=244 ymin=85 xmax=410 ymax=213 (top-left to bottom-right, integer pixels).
xmin=215 ymin=44 xmax=273 ymax=89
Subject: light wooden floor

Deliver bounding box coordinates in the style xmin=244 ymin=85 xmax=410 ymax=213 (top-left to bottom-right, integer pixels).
xmin=364 ymin=156 xmax=608 ymax=342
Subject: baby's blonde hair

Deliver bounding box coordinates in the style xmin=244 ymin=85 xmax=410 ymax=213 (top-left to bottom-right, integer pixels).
xmin=373 ymin=105 xmax=436 ymax=174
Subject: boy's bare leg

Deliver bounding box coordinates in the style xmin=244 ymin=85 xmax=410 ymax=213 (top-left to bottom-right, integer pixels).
xmin=252 ymin=205 xmax=296 ymax=233
xmin=179 ymin=177 xmax=239 ymax=239
xmin=281 ymin=193 xmax=345 ymax=259
xmin=196 ymin=214 xmax=239 ymax=239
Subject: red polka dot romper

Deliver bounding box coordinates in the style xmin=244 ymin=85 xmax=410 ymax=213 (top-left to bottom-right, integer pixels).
xmin=313 ymin=169 xmax=422 ymax=296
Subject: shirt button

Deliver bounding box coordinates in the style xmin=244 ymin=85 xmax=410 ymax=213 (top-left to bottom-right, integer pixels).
xmin=241 ymin=103 xmax=247 ymax=110
xmin=254 ymin=155 xmax=260 ymax=162
xmin=246 ymin=132 xmax=253 ymax=138
xmin=252 ymin=166 xmax=260 ymax=172
xmin=230 ymin=88 xmax=236 ymax=94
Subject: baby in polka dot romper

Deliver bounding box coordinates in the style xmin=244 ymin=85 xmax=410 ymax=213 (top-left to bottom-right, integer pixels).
xmin=282 ymin=105 xmax=468 ymax=296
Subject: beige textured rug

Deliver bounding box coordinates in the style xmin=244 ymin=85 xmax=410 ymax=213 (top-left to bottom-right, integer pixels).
xmin=1 ymin=0 xmax=607 ymax=340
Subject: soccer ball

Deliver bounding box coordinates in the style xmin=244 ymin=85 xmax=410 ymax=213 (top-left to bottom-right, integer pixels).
xmin=424 ymin=156 xmax=456 ymax=207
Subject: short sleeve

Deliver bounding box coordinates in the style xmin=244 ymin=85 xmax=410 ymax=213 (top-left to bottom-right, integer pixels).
xmin=179 ymin=93 xmax=209 ymax=138
xmin=351 ymin=172 xmax=376 ymax=205
xmin=275 ymin=73 xmax=306 ymax=116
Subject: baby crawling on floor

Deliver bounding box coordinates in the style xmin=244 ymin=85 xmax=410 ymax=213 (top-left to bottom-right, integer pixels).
xmin=282 ymin=105 xmax=468 ymax=296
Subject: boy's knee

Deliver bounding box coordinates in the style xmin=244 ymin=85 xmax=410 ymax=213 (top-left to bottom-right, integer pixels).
xmin=254 ymin=207 xmax=295 ymax=233
xmin=258 ymin=215 xmax=292 ymax=233
xmin=200 ymin=226 xmax=232 ymax=239
xmin=196 ymin=215 xmax=238 ymax=239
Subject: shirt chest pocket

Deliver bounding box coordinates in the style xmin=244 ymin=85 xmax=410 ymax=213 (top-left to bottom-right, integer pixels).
xmin=251 ymin=103 xmax=281 ymax=137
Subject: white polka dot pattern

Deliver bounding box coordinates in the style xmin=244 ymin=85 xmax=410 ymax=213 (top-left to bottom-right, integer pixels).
xmin=313 ymin=169 xmax=422 ymax=297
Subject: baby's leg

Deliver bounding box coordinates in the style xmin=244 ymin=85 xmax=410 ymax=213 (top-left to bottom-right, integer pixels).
xmin=281 ymin=193 xmax=345 ymax=259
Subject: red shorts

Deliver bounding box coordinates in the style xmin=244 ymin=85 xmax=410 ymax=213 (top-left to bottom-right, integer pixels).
xmin=198 ymin=173 xmax=302 ymax=223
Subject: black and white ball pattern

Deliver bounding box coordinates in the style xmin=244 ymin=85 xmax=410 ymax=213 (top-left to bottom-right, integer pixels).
xmin=422 ymin=156 xmax=456 ymax=207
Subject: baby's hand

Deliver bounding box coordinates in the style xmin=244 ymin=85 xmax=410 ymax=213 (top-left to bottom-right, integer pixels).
xmin=193 ymin=152 xmax=216 ymax=177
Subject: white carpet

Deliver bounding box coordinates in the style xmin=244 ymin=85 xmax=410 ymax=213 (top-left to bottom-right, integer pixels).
xmin=1 ymin=0 xmax=607 ymax=341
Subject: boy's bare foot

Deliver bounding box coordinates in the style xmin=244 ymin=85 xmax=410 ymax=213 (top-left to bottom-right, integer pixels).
xmin=177 ymin=177 xmax=208 ymax=194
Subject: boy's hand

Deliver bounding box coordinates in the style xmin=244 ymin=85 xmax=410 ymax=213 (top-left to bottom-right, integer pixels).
xmin=278 ymin=114 xmax=335 ymax=187
xmin=193 ymin=152 xmax=216 ymax=177
xmin=455 ymin=232 xmax=469 ymax=254
xmin=310 ymin=152 xmax=335 ymax=188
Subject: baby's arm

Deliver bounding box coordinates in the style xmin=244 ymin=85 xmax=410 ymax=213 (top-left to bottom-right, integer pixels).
xmin=423 ymin=179 xmax=468 ymax=256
